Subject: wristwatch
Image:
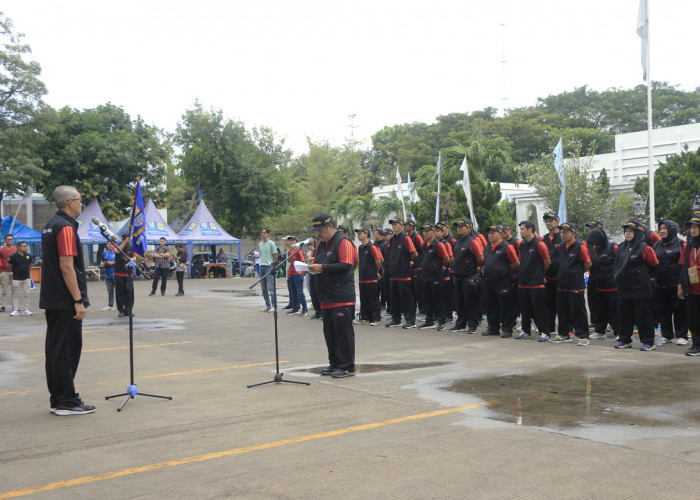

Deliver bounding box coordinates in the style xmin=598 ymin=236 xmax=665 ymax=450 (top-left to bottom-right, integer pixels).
xmin=73 ymin=297 xmax=85 ymax=304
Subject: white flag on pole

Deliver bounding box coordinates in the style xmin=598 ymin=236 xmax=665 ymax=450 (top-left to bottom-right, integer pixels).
xmin=459 ymin=156 xmax=478 ymax=231
xmin=637 ymin=0 xmax=649 ymax=81
xmin=396 ymin=166 xmax=407 ymax=220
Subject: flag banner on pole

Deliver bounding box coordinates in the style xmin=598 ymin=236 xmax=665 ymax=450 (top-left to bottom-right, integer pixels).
xmin=553 ymin=138 xmax=566 ymax=223
xmin=637 ymin=0 xmax=649 ymax=81
xmin=130 ymin=180 xmax=148 ymax=257
xmin=396 ymin=166 xmax=407 ymax=220
xmin=435 ymin=151 xmax=441 ymax=224
xmin=407 ymin=172 xmax=413 ymax=203
xmin=459 ymin=156 xmax=478 ymax=231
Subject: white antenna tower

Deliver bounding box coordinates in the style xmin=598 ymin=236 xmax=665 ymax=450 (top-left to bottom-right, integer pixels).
xmin=500 ymin=22 xmax=509 ymax=116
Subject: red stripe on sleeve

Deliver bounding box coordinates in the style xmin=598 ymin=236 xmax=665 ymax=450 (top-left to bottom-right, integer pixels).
xmin=57 ymin=226 xmax=78 ymax=257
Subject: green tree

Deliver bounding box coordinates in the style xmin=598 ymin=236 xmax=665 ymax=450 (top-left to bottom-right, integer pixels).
xmin=634 ymin=146 xmax=700 ymax=225
xmin=39 ymin=104 xmax=170 ymax=219
xmin=0 ymin=12 xmax=51 ymax=202
xmin=175 ymin=102 xmax=292 ymax=235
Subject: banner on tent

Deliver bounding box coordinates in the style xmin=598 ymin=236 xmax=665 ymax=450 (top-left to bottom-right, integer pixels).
xmin=147 ymin=221 xmax=169 ymax=237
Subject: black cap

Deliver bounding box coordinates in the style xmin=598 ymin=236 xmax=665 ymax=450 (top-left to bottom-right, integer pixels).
xmin=284 ymin=235 xmax=297 ymax=241
xmin=559 ymin=222 xmax=578 ymax=232
xmin=585 ymin=220 xmax=603 ymax=229
xmin=454 ymin=218 xmax=473 ymax=227
xmin=421 ymin=223 xmax=437 ymax=231
xmin=689 ymin=215 xmax=700 ymax=226
xmin=487 ymin=224 xmax=503 ymax=233
xmin=383 ymin=228 xmax=393 ymax=236
xmin=354 ymin=227 xmax=371 ymax=235
xmin=312 ymin=213 xmax=333 ymax=229
xmin=404 ymin=219 xmax=416 ymax=227
xmin=622 ymin=217 xmax=645 ymax=232
xmin=542 ymin=212 xmax=559 ymax=221
xmin=389 ymin=217 xmax=404 ymax=225
xmin=337 ymin=224 xmax=349 ymax=234
xmin=501 ymin=223 xmax=511 ymax=230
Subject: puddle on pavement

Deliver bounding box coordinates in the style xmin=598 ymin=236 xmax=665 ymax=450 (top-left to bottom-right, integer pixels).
xmin=211 ymin=290 xmax=259 ymax=296
xmin=298 ymin=361 xmax=451 ymax=375
xmin=445 ymin=365 xmax=700 ymax=428
xmin=82 ymin=317 xmax=186 ymax=331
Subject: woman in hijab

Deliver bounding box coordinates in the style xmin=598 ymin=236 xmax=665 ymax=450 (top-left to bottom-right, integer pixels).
xmin=653 ymin=220 xmax=687 ymax=345
xmin=613 ymin=217 xmax=659 ymax=350
xmin=587 ymin=227 xmax=618 ymax=340
xmin=678 ymin=213 xmax=700 ymax=356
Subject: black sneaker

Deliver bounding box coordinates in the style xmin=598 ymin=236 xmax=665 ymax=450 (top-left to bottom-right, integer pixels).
xmin=402 ymin=322 xmax=416 ymax=329
xmin=385 ymin=321 xmax=402 ymax=328
xmin=468 ymin=326 xmax=477 ymax=334
xmin=54 ymin=402 xmax=96 ymax=416
xmin=0 ymin=306 xmax=4 ymax=312
xmin=501 ymin=331 xmax=513 ymax=338
xmin=320 ymin=365 xmax=334 ymax=375
xmin=161 ymin=292 xmax=165 ymax=296
xmin=286 ymin=309 xmax=300 ymax=315
xmin=331 ymin=368 xmax=356 ymax=378
xmin=148 ymin=291 xmax=155 ymax=296
xmin=436 ymin=323 xmax=445 ymax=332
xmin=449 ymin=325 xmax=467 ymax=332
xmin=283 ymin=304 xmax=293 ymax=310
xmin=686 ymin=347 xmax=700 ymax=356
xmin=418 ymin=322 xmax=435 ymax=330
xmin=482 ymin=330 xmax=500 ymax=336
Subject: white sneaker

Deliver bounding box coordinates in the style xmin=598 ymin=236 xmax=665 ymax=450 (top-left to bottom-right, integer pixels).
xmin=589 ymin=332 xmax=606 ymax=339
xmin=101 ymin=306 xmax=113 ymax=311
xmin=661 ymin=337 xmax=672 ymax=344
xmin=22 ymin=310 xmax=33 ymax=316
xmin=9 ymin=310 xmax=19 ymax=316
xmin=260 ymin=306 xmax=271 ymax=312
xmin=676 ymin=338 xmax=689 ymax=346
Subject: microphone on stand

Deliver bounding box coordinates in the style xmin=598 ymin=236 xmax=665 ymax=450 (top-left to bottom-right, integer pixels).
xmin=292 ymin=238 xmax=314 ymax=248
xmin=91 ymin=217 xmax=119 ymax=242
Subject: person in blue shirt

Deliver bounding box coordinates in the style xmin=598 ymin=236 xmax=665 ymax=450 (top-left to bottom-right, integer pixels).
xmin=100 ymin=242 xmax=116 ymax=311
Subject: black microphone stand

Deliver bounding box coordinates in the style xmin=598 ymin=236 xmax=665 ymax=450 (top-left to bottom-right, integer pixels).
xmin=247 ymin=244 xmax=310 ymax=388
xmin=104 ymin=231 xmax=173 ymax=411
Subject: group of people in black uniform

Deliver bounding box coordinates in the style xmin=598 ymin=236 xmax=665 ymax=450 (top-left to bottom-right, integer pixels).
xmin=350 ymin=211 xmax=700 ymax=357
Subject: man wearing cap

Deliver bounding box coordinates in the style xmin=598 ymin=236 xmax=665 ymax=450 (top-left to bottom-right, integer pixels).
xmin=679 ymin=213 xmax=700 ymax=356
xmin=307 ymin=214 xmax=357 ymax=377
xmin=355 ymin=227 xmax=383 ymax=325
xmin=374 ymin=229 xmax=389 ymax=312
xmin=542 ymin=212 xmax=562 ymax=340
xmin=584 ymin=220 xmax=605 ymax=334
xmin=285 ymin=236 xmax=308 ymax=316
xmin=515 ymin=220 xmax=550 ymax=340
xmin=482 ymin=224 xmax=520 ymax=337
xmin=385 ymin=217 xmax=418 ymax=329
xmin=382 ymin=228 xmax=393 ymax=314
xmin=502 ymin=223 xmax=521 ymax=321
xmin=551 ymin=222 xmax=592 ymax=345
xmin=451 ymin=219 xmax=484 ymax=333
xmin=614 ymin=217 xmax=659 ymax=350
xmin=337 ymin=225 xmax=359 ymax=269
xmin=418 ymin=224 xmax=450 ymax=331
xmin=404 ymin=220 xmax=426 ymax=319
xmin=435 ymin=223 xmax=455 ymax=324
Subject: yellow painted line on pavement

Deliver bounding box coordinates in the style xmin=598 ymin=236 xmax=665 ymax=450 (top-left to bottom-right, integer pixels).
xmin=9 ymin=342 xmax=193 ymax=359
xmin=0 ymin=401 xmax=493 ymax=499
xmin=0 ymin=361 xmax=284 ymax=396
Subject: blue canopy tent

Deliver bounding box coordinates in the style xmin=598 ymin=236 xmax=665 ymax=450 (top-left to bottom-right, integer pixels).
xmin=177 ymin=199 xmax=241 ymax=277
xmin=1 ymin=215 xmax=42 ymax=244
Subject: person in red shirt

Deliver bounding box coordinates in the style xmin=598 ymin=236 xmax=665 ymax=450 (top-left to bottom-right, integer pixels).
xmin=551 ymin=222 xmax=592 ymax=345
xmin=679 ymin=214 xmax=700 ymax=356
xmin=0 ymin=233 xmax=17 ymax=313
xmin=285 ymin=236 xmax=308 ymax=316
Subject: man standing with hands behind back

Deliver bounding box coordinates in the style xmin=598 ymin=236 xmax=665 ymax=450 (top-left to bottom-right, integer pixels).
xmin=149 ymin=237 xmax=171 ymax=296
xmin=0 ymin=234 xmax=16 ymax=312
xmin=40 ymin=185 xmax=94 ymax=415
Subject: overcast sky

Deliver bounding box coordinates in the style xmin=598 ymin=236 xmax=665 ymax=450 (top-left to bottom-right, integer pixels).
xmin=4 ymin=0 xmax=698 ymax=155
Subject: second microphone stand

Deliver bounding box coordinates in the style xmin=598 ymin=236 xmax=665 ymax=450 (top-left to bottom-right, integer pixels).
xmin=247 ymin=243 xmax=310 ymax=389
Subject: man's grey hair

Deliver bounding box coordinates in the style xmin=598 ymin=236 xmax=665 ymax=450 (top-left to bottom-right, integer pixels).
xmin=53 ymin=185 xmax=77 ymax=209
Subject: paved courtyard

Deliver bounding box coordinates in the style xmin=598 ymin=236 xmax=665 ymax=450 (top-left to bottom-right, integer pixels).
xmin=1 ymin=276 xmax=699 ymax=499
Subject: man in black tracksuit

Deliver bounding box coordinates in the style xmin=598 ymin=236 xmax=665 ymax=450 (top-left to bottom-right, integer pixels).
xmin=404 ymin=220 xmax=425 ymax=317
xmin=584 ymin=220 xmax=606 ymax=333
xmin=385 ymin=218 xmax=418 ymax=329
xmin=551 ymin=222 xmax=591 ymax=345
xmin=542 ymin=212 xmax=562 ymax=340
xmin=418 ymin=224 xmax=450 ymax=331
xmin=308 ymin=213 xmax=357 ymax=378
xmin=451 ymin=218 xmax=484 ymax=334
xmin=355 ymin=227 xmax=383 ymax=325
xmin=587 ymin=228 xmax=619 ymax=340
xmin=515 ymin=220 xmax=550 ymax=340
xmin=482 ymin=225 xmax=520 ymax=338
xmin=374 ymin=229 xmax=388 ymax=311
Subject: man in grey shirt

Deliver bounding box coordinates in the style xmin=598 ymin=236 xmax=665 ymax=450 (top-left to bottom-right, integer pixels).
xmin=258 ymin=227 xmax=278 ymax=312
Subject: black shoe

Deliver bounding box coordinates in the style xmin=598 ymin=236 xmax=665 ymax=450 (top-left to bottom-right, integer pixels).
xmin=331 ymin=368 xmax=356 ymax=378
xmin=0 ymin=306 xmax=4 ymax=312
xmin=385 ymin=321 xmax=402 ymax=328
xmin=161 ymin=292 xmax=165 ymax=296
xmin=148 ymin=291 xmax=155 ymax=296
xmin=501 ymin=332 xmax=513 ymax=338
xmin=436 ymin=323 xmax=445 ymax=332
xmin=402 ymin=322 xmax=416 ymax=329
xmin=176 ymin=291 xmax=184 ymax=296
xmin=54 ymin=402 xmax=95 ymax=416
xmin=118 ymin=312 xmax=125 ymax=317
xmin=686 ymin=346 xmax=700 ymax=356
xmin=283 ymin=304 xmax=293 ymax=310
xmin=468 ymin=326 xmax=477 ymax=334
xmin=418 ymin=322 xmax=435 ymax=330
xmin=449 ymin=325 xmax=467 ymax=332
xmin=286 ymin=309 xmax=300 ymax=315
xmin=481 ymin=330 xmax=499 ymax=336
xmin=320 ymin=365 xmax=334 ymax=375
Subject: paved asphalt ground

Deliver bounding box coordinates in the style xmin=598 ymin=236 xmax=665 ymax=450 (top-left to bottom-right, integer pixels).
xmin=1 ymin=276 xmax=700 ymax=499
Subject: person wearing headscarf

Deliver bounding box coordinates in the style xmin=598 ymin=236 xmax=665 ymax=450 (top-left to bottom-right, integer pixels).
xmin=678 ymin=213 xmax=700 ymax=356
xmin=613 ymin=217 xmax=659 ymax=350
xmin=584 ymin=220 xmax=605 ymax=333
xmin=653 ymin=219 xmax=687 ymax=345
xmin=587 ymin=227 xmax=618 ymax=340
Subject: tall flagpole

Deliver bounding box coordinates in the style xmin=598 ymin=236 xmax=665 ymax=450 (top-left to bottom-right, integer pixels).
xmin=645 ymin=0 xmax=654 ymax=225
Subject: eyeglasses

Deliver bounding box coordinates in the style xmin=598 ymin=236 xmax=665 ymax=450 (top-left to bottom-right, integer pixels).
xmin=68 ymin=198 xmax=83 ymax=204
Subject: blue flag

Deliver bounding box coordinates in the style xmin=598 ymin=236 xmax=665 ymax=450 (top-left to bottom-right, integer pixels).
xmin=553 ymin=138 xmax=566 ymax=223
xmin=407 ymin=172 xmax=413 ymax=202
xmin=435 ymin=151 xmax=441 ymax=224
xmin=130 ymin=180 xmax=148 ymax=257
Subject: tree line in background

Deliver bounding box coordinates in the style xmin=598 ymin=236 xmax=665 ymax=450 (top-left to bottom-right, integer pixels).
xmin=2 ymin=11 xmax=700 ymax=237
